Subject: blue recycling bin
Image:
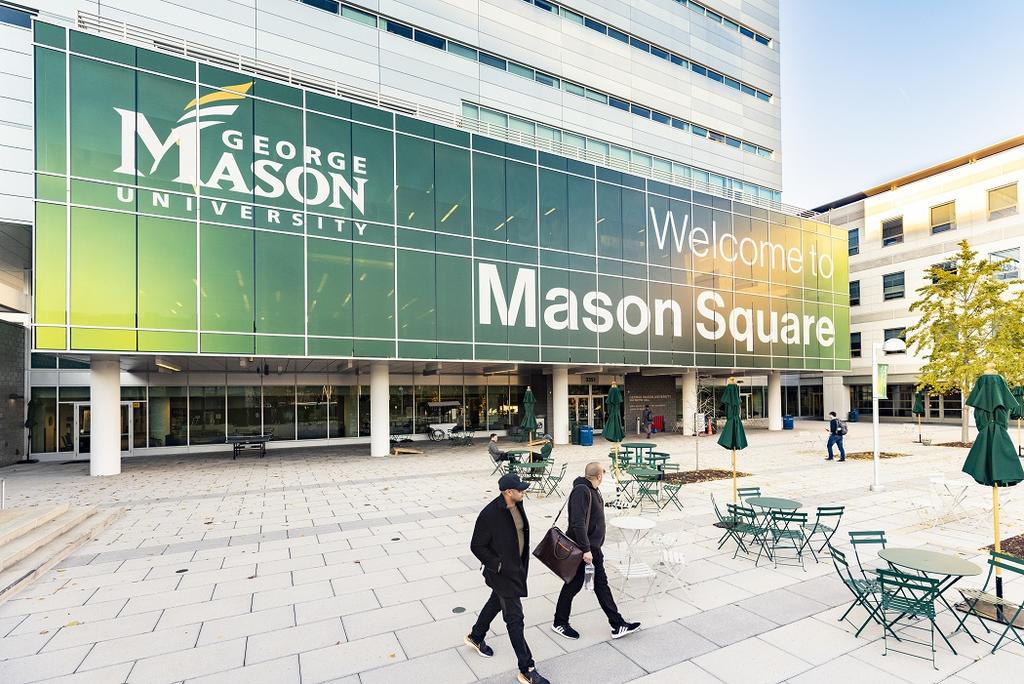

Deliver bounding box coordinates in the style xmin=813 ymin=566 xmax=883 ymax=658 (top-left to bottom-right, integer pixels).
xmin=579 ymin=425 xmax=594 ymax=446
xmin=782 ymin=415 xmax=795 ymax=430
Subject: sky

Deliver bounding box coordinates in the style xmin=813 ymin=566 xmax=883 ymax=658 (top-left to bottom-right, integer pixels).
xmin=779 ymin=0 xmax=1024 ymax=210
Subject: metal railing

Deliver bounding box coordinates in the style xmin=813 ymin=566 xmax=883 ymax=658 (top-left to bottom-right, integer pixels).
xmin=74 ymin=11 xmax=819 ymax=220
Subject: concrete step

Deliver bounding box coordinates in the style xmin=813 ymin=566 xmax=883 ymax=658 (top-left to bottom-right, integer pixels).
xmin=0 ymin=507 xmax=98 ymax=573
xmin=0 ymin=507 xmax=123 ymax=604
xmin=0 ymin=504 xmax=71 ymax=548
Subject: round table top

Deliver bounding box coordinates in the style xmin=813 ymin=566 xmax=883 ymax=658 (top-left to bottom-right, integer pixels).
xmin=745 ymin=496 xmax=802 ymax=510
xmin=511 ymin=460 xmax=548 ymax=469
xmin=621 ymin=442 xmax=657 ymax=450
xmin=879 ymin=548 xmax=982 ymax=577
xmin=506 ymin=448 xmax=533 ymax=455
xmin=609 ymin=516 xmax=656 ymax=531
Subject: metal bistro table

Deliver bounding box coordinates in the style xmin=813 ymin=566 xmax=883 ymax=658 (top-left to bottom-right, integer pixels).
xmin=627 ymin=466 xmax=662 ymax=508
xmin=879 ymin=548 xmax=983 ymax=651
xmin=504 ymin=448 xmax=534 ymax=472
xmin=745 ymin=496 xmax=802 ymax=511
xmin=509 ymin=459 xmax=549 ymax=492
xmin=621 ymin=442 xmax=657 ymax=466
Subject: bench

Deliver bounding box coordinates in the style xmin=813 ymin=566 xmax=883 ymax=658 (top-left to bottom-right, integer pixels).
xmin=227 ymin=434 xmax=271 ymax=459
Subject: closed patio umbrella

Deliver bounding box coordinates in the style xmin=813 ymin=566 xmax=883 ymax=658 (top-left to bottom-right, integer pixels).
xmin=963 ymin=366 xmax=1023 ymax=601
xmin=717 ymin=378 xmax=748 ymax=503
xmin=912 ymin=390 xmax=926 ymax=443
xmin=1012 ymin=386 xmax=1024 ymax=455
xmin=520 ymin=386 xmax=537 ymax=444
xmin=604 ymin=384 xmax=626 ymax=503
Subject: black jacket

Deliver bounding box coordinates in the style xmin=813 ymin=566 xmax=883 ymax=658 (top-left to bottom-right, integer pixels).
xmin=829 ymin=418 xmax=839 ymax=435
xmin=566 ymin=477 xmax=605 ymax=552
xmin=470 ymin=495 xmax=531 ymax=597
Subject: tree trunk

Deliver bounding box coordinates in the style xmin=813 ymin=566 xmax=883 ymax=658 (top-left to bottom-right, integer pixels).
xmin=961 ymin=391 xmax=970 ymax=444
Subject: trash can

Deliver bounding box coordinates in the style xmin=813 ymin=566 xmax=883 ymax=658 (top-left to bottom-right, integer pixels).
xmin=579 ymin=425 xmax=594 ymax=447
xmin=848 ymin=409 xmax=860 ymax=423
xmin=782 ymin=415 xmax=795 ymax=430
xmin=571 ymin=425 xmax=580 ymax=445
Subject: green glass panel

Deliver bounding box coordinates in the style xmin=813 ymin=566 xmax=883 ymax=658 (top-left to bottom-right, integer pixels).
xmin=34 ymin=22 xmax=65 ymax=48
xmin=434 ymin=144 xmax=470 ymax=235
xmin=34 ymin=47 xmax=66 ymax=174
xmin=71 ymin=328 xmax=136 ymax=351
xmin=399 ymin=341 xmax=436 ymax=359
xmin=198 ymin=85 xmax=253 ymax=203
xmin=71 ymin=178 xmax=130 ymax=211
xmin=539 ymin=169 xmax=568 ymax=251
xmin=199 ymin=198 xmax=250 ymax=228
xmin=70 ymin=55 xmax=135 ymax=184
xmin=304 ymin=111 xmax=352 ymax=224
xmin=473 ymin=153 xmax=505 ymax=239
xmin=476 ymin=344 xmax=508 ymax=360
xmin=397 ymin=228 xmax=434 ymax=250
xmin=596 ymin=183 xmax=622 ymax=259
xmin=352 ymin=244 xmax=394 ymax=339
xmin=201 ymin=333 xmax=254 ymax=354
xmin=255 ymin=232 xmax=304 ymax=334
xmin=396 ymin=134 xmax=434 ymax=230
xmin=256 ymin=335 xmax=304 ymax=356
xmin=397 ymin=250 xmax=435 ymax=341
xmin=306 ymin=92 xmax=351 ymax=119
xmin=69 ymin=207 xmax=135 ymax=328
xmin=35 ymin=326 xmax=65 ymax=350
xmin=138 ymin=331 xmax=197 ymax=353
xmin=34 ymin=202 xmax=66 ymax=325
xmin=137 ymin=48 xmax=193 ymax=79
xmin=351 ymin=103 xmax=392 ymax=128
xmin=539 ymin=268 xmax=569 ymax=348
xmin=309 ymin=337 xmax=353 ymax=357
xmin=435 ymin=255 xmax=472 ymax=343
xmin=354 ymin=339 xmax=394 ymax=357
xmin=307 ymin=237 xmax=352 ymax=337
xmin=396 ymin=115 xmax=433 ymax=138
xmin=200 ymin=224 xmax=253 ymax=333
xmin=137 ymin=70 xmax=201 ymax=192
xmin=621 ymin=188 xmax=646 ymax=263
xmin=253 ymin=98 xmax=304 ymax=228
xmin=36 ymin=174 xmax=65 ymax=202
xmin=351 ymin=123 xmax=393 ymax=224
xmin=137 ymin=215 xmax=197 ymax=331
xmin=569 ymin=270 xmax=598 ymax=353
xmin=436 ymin=342 xmax=472 ymax=360
xmin=254 ymin=78 xmax=301 ymax=106
xmin=70 ymin=31 xmax=134 ymax=65
xmin=506 ymin=160 xmax=537 ymax=245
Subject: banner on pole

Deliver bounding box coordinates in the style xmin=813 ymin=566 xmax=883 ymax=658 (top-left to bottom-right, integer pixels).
xmin=873 ymin=363 xmax=889 ymax=399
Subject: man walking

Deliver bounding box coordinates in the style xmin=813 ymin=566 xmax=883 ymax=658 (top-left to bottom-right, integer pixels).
xmin=466 ymin=474 xmax=551 ymax=684
xmin=641 ymin=404 xmax=654 ymax=438
xmin=551 ymin=462 xmax=641 ymax=641
xmin=826 ymin=411 xmax=846 ymax=462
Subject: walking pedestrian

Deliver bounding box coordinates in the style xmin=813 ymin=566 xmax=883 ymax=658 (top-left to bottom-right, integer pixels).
xmin=641 ymin=404 xmax=654 ymax=438
xmin=826 ymin=411 xmax=846 ymax=462
xmin=465 ymin=474 xmax=551 ymax=684
xmin=551 ymin=462 xmax=641 ymax=641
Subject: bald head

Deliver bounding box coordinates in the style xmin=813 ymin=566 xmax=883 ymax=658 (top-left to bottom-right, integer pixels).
xmin=585 ymin=462 xmax=603 ymax=479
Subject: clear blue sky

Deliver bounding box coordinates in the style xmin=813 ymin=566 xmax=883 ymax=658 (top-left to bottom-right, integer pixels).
xmin=780 ymin=0 xmax=1024 ymax=209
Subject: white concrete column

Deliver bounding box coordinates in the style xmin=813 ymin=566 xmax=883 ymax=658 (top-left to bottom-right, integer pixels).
xmin=768 ymin=371 xmax=783 ymax=431
xmin=89 ymin=356 xmax=121 ymax=476
xmin=551 ymin=367 xmax=569 ymax=445
xmin=369 ymin=361 xmax=390 ymax=458
xmin=681 ymin=372 xmax=698 ymax=435
xmin=822 ymin=375 xmax=850 ymax=421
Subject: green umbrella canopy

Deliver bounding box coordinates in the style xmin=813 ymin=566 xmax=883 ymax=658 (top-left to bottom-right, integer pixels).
xmin=912 ymin=390 xmax=926 ymax=416
xmin=962 ymin=373 xmax=1024 ymax=487
xmin=1011 ymin=386 xmax=1024 ymax=421
xmin=520 ymin=387 xmax=538 ymax=431
xmin=717 ymin=383 xmax=748 ymax=451
xmin=603 ymin=385 xmax=625 ymax=443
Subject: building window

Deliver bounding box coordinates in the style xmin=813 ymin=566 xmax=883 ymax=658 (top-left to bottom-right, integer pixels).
xmin=990 ymin=247 xmax=1020 ymax=280
xmin=882 ymin=272 xmax=905 ymax=300
xmin=848 ymin=228 xmax=860 ymax=256
xmin=0 ymin=4 xmax=32 ymax=28
xmin=849 ymin=280 xmax=860 ymax=306
xmin=988 ymin=183 xmax=1018 ymax=220
xmin=881 ymin=217 xmax=903 ymax=247
xmin=931 ymin=260 xmax=956 ymax=283
xmin=884 ymin=327 xmax=907 ymax=352
xmin=851 ymin=332 xmax=862 ymax=358
xmin=930 ymin=201 xmax=955 ymax=234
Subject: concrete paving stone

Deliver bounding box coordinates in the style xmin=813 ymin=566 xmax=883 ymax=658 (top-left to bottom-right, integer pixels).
xmin=256 ymin=554 xmax=324 ymax=577
xmin=678 ymin=603 xmax=779 ymax=647
xmin=784 ymin=574 xmax=852 ymax=607
xmin=43 ymin=610 xmax=161 ymax=651
xmin=321 ymin=545 xmax=389 ymax=565
xmin=692 ymin=636 xmax=814 ymax=684
xmin=250 ymin=579 xmax=332 ymax=612
xmin=419 ymin=543 xmax=476 ymax=563
xmin=88 ymin=576 xmax=181 ymax=604
xmin=126 ymin=637 xmax=246 ymax=684
xmin=420 ymin=585 xmax=494 ymax=622
xmin=218 ymin=547 xmax=290 ymax=568
xmin=735 ymin=588 xmax=828 ymax=625
xmin=846 ymin=638 xmax=974 ymax=683
xmin=956 ymin=647 xmax=1024 ymax=683
xmin=191 ymin=542 xmax=259 ymax=562
xmin=144 ymin=558 xmax=226 ymax=580
xmin=33 ymin=663 xmax=135 ymax=684
xmin=78 ymin=623 xmax=201 ymax=671
xmin=290 ymin=538 xmax=351 ymax=559
xmin=351 ymin=551 xmax=425 ymax=573
xmin=624 ymin=660 xmax=725 ymax=684
xmin=286 ymin=524 xmax=341 ymax=538
xmin=176 ymin=564 xmax=257 ymax=589
xmin=373 ymin=576 xmax=453 ymax=607
xmin=343 ymin=601 xmax=434 ymax=640
xmin=196 ymin=605 xmax=294 ymax=645
xmin=786 ymin=654 xmax=909 ymax=684
xmin=298 ymin=632 xmax=405 ymax=682
xmin=46 ymin=560 xmax=126 ymax=582
xmin=0 ymin=587 xmax=98 ymax=617
xmin=359 ymin=648 xmax=477 ymax=684
xmin=0 ymin=645 xmax=91 ymax=684
xmin=156 ymin=595 xmax=251 ymax=630
xmin=718 ymin=566 xmax=800 ymax=594
xmin=291 ymin=560 xmax=363 ymax=586
xmin=395 ymin=613 xmax=479 ymax=659
xmin=55 ymin=554 xmax=99 ymax=569
xmin=118 ymin=551 xmax=197 ymax=573
xmin=245 ymin=617 xmax=346 ymax=664
xmin=609 ymin=621 xmax=717 ymax=671
xmin=43 ymin=568 xmax=146 ymax=593
xmin=183 ymin=654 xmax=299 ymax=684
xmin=493 ymin=641 xmax=645 ymax=684
xmin=459 ymin=625 xmax=566 ymax=680
xmin=210 ymin=571 xmax=292 ymax=600
xmin=7 ymin=599 xmax=128 ymax=636
xmin=0 ymin=629 xmax=54 ymax=659
xmin=294 ymin=590 xmax=380 ymax=624
xmin=225 ymin=530 xmax=289 ymax=547
xmin=121 ymin=585 xmax=215 ymax=616
xmin=399 ymin=557 xmax=471 ymax=582
xmin=329 ymin=568 xmax=406 ymax=596
xmin=683 ymin=577 xmax=756 ymax=611
xmin=0 ymin=613 xmax=26 ymax=637
xmin=758 ymin=616 xmax=864 ymax=666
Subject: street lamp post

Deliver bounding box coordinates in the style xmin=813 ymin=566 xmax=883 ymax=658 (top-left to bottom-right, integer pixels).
xmin=871 ymin=337 xmax=908 ymax=491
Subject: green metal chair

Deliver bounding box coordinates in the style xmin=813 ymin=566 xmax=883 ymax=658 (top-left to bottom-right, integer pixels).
xmin=727 ymin=503 xmax=770 ymax=562
xmin=659 ymin=481 xmax=683 ymax=511
xmin=736 ymin=486 xmax=762 ymax=501
xmin=711 ymin=493 xmax=741 ymax=551
xmin=543 ymin=462 xmax=568 ymax=497
xmin=800 ymin=506 xmax=845 ymax=562
xmin=764 ymin=510 xmax=808 ymax=570
xmin=828 ymin=542 xmax=891 ymax=638
xmin=877 ymin=568 xmax=947 ymax=669
xmin=954 ymin=551 xmax=1024 ymax=653
xmin=627 ymin=467 xmax=661 ymax=509
xmin=848 ymin=530 xmax=887 ymax=581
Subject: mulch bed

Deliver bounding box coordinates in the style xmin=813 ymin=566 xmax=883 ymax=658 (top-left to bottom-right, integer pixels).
xmin=841 ymin=451 xmax=909 ymax=460
xmin=663 ymin=469 xmax=749 ymax=484
xmin=985 ymin=533 xmax=1024 ymax=560
xmin=935 ymin=441 xmax=974 ymax=448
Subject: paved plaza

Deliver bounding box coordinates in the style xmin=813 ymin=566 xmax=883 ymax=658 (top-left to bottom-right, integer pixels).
xmin=1 ymin=420 xmax=1023 ymax=683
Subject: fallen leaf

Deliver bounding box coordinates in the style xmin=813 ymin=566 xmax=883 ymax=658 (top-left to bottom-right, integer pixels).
xmin=64 ymin=621 xmax=80 ymax=627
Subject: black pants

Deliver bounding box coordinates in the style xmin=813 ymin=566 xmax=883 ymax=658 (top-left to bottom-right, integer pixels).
xmin=471 ymin=590 xmax=534 ymax=674
xmin=554 ymin=547 xmax=624 ymax=628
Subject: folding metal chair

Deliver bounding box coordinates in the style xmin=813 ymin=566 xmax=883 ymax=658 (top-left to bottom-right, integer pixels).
xmin=828 ymin=542 xmax=893 ymax=639
xmin=711 ymin=493 xmax=742 ymax=552
xmin=727 ymin=503 xmax=770 ymax=563
xmin=659 ymin=481 xmax=683 ymax=511
xmin=954 ymin=551 xmax=1024 ymax=654
xmin=848 ymin=530 xmax=887 ymax=581
xmin=878 ymin=569 xmax=946 ymax=669
xmin=765 ymin=510 xmax=808 ymax=570
xmin=800 ymin=505 xmax=845 ymax=562
xmin=543 ymin=462 xmax=568 ymax=497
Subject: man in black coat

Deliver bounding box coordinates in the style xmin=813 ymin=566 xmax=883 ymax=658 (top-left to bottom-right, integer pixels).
xmin=465 ymin=474 xmax=550 ymax=684
xmin=551 ymin=462 xmax=641 ymax=640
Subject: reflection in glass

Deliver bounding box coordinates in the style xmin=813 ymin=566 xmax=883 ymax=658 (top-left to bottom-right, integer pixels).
xmin=329 ymin=385 xmax=358 ymax=438
xmin=148 ymin=386 xmax=187 ymax=447
xmin=228 ymin=386 xmax=262 ymax=435
xmin=189 ymin=386 xmax=225 ymax=445
xmin=390 ymin=385 xmax=414 ymax=435
xmin=263 ymin=386 xmax=296 ymax=440
xmin=297 ymin=386 xmax=329 ymax=439
xmin=29 ymin=387 xmax=57 ymax=453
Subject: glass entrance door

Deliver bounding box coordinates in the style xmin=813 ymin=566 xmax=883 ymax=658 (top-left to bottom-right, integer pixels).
xmin=568 ymin=395 xmax=590 ymax=427
xmin=591 ymin=394 xmax=606 ymax=431
xmin=75 ymin=403 xmax=91 ymax=455
xmin=70 ymin=402 xmax=135 ymax=456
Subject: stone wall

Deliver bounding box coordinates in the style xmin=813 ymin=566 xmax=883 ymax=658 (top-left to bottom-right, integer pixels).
xmin=0 ymin=321 xmax=26 ymax=466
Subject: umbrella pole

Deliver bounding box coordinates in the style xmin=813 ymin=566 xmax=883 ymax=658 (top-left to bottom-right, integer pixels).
xmin=994 ymin=485 xmax=1004 ymax=600
xmin=917 ymin=415 xmax=922 ymax=443
xmin=732 ymin=449 xmax=737 ymax=503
